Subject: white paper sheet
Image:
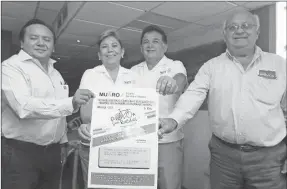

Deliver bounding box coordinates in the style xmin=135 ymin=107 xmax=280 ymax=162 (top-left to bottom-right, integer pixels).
xmin=88 ymin=87 xmax=159 ymax=189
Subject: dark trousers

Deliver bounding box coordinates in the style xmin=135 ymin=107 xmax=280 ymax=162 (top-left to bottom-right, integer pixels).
xmin=209 ymin=135 xmax=287 ymax=189
xmin=1 ymin=137 xmax=62 ymax=189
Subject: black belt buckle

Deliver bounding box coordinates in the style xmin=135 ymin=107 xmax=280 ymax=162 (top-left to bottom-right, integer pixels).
xmin=239 ymin=144 xmax=258 ymax=152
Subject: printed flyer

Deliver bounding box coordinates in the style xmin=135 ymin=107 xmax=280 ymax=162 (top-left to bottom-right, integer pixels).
xmin=88 ymin=87 xmax=159 ymax=189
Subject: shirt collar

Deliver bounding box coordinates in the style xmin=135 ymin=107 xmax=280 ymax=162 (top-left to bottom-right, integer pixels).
xmin=157 ymin=55 xmax=168 ymax=66
xmin=225 ymin=46 xmax=263 ymax=62
xmin=116 ymin=65 xmax=127 ymax=77
xmin=144 ymin=55 xmax=167 ymax=70
xmin=18 ymin=49 xmax=56 ymax=65
xmin=98 ymin=64 xmax=126 ymax=76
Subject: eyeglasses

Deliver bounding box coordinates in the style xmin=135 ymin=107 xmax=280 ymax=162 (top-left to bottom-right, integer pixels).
xmin=225 ymin=23 xmax=257 ymax=32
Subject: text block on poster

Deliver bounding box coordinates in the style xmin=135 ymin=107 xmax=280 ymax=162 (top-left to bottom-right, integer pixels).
xmin=98 ymin=147 xmax=150 ymax=169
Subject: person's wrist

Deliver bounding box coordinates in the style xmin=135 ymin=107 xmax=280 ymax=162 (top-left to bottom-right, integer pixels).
xmin=84 ymin=124 xmax=91 ymax=136
xmin=171 ymin=78 xmax=179 ymax=93
xmin=72 ymin=98 xmax=78 ymax=110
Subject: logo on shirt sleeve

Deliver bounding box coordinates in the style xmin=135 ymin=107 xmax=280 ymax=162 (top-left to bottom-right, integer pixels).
xmin=258 ymin=70 xmax=277 ymax=79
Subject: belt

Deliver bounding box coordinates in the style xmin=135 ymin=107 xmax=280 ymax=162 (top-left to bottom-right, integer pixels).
xmin=214 ymin=135 xmax=264 ymax=152
xmin=1 ymin=137 xmax=60 ymax=151
xmin=80 ymin=141 xmax=90 ymax=148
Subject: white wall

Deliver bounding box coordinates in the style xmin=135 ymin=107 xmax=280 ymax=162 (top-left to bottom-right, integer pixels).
xmin=276 ymin=2 xmax=286 ymax=59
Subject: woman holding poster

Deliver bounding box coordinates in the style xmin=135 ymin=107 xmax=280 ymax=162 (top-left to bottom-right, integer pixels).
xmin=77 ymin=29 xmax=142 ymax=189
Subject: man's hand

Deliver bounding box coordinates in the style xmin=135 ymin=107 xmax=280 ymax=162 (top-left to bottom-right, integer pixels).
xmin=156 ymin=76 xmax=178 ymax=96
xmin=72 ymin=89 xmax=94 ymax=110
xmin=78 ymin=124 xmax=91 ymax=142
xmin=158 ymin=118 xmax=178 ymax=137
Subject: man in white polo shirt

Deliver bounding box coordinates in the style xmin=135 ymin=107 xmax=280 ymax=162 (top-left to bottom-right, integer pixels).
xmin=131 ymin=25 xmax=187 ymax=189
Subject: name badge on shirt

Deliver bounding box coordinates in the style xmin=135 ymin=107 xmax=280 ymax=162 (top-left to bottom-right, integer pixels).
xmin=258 ymin=70 xmax=277 ymax=80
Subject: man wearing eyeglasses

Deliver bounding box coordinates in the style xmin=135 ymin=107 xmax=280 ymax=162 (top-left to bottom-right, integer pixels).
xmin=158 ymin=10 xmax=286 ymax=189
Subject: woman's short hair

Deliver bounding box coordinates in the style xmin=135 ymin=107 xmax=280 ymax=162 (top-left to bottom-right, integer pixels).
xmin=19 ymin=18 xmax=56 ymax=44
xmin=97 ymin=29 xmax=123 ymax=47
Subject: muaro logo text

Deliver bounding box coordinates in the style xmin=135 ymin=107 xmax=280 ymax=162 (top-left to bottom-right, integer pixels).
xmin=99 ymin=91 xmax=121 ymax=97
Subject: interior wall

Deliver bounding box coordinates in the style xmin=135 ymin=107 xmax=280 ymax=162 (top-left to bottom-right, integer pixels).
xmin=54 ymin=58 xmax=100 ymax=95
xmin=1 ymin=30 xmax=12 ymax=62
xmin=168 ymin=41 xmax=226 ymax=82
xmin=253 ymin=4 xmax=276 ymax=53
xmin=275 ymin=2 xmax=286 ymax=59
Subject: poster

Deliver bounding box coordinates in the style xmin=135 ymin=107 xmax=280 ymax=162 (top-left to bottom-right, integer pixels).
xmin=88 ymin=87 xmax=159 ymax=189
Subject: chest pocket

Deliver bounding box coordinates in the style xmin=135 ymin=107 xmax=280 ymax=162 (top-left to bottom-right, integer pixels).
xmin=53 ymin=77 xmax=69 ymax=99
xmin=30 ymin=74 xmax=54 ymax=98
xmin=54 ymin=84 xmax=69 ymax=99
xmin=252 ymin=71 xmax=285 ymax=105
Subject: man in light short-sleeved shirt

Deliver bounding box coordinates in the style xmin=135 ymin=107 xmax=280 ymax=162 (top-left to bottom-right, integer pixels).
xmin=131 ymin=25 xmax=187 ymax=189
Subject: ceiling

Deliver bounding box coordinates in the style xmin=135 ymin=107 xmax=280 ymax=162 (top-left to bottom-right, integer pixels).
xmin=1 ymin=1 xmax=275 ymax=65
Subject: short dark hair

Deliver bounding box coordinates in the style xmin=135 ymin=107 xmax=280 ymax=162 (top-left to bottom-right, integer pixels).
xmin=140 ymin=25 xmax=167 ymax=44
xmin=19 ymin=18 xmax=56 ymax=43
